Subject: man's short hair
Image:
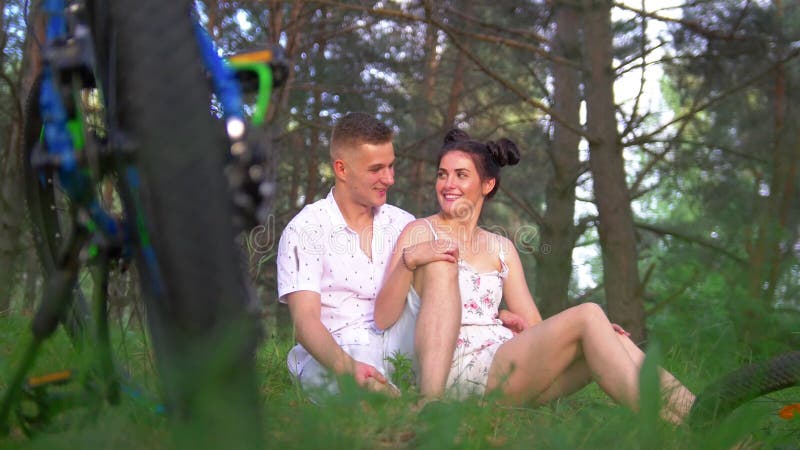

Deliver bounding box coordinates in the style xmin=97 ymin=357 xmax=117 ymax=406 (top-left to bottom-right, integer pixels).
xmin=330 ymin=112 xmax=393 ymax=160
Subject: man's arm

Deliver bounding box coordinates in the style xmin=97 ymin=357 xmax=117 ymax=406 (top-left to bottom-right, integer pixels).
xmin=286 ymin=290 xmax=389 ymax=388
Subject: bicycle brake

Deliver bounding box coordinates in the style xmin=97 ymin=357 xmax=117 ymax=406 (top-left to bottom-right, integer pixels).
xmin=225 ymin=129 xmax=275 ymax=230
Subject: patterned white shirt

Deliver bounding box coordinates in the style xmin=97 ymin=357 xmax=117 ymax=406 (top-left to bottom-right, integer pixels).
xmin=277 ymin=188 xmax=414 ymax=376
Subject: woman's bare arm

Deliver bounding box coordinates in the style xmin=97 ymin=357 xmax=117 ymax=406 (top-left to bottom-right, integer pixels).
xmin=498 ymin=236 xmax=542 ymax=328
xmin=374 ymin=219 xmax=457 ymax=329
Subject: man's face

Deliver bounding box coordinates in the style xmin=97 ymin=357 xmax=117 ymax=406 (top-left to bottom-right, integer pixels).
xmin=342 ymin=141 xmax=396 ymax=208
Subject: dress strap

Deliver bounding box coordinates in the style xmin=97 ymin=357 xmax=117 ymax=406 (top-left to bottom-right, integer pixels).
xmin=496 ymin=238 xmax=509 ymax=278
xmin=422 ymin=217 xmax=439 ymax=240
xmin=496 ymin=235 xmax=506 ymax=262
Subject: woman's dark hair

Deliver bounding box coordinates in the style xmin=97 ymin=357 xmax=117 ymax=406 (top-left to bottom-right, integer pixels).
xmin=438 ymin=129 xmax=520 ymax=200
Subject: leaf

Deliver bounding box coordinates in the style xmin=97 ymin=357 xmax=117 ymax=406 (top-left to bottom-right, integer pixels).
xmin=639 ymin=341 xmax=662 ymax=446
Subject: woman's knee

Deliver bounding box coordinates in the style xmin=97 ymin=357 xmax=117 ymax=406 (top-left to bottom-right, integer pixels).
xmin=417 ymin=261 xmax=460 ymax=311
xmin=572 ymin=302 xmax=609 ymax=324
xmin=420 ymin=260 xmax=458 ymax=283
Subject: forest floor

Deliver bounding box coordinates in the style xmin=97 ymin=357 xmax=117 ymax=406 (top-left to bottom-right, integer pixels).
xmin=0 ymin=312 xmax=797 ymax=450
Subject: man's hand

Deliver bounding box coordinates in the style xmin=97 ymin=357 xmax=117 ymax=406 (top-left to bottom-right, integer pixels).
xmin=403 ymin=239 xmax=459 ymax=270
xmin=498 ymin=309 xmax=527 ymax=335
xmin=354 ymin=361 xmax=399 ymax=397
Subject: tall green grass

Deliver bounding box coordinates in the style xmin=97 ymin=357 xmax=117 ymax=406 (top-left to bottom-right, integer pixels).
xmin=1 ymin=315 xmax=798 ymax=449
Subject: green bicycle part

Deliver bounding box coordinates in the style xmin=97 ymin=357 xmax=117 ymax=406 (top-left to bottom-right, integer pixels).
xmin=228 ymin=60 xmax=273 ymax=126
xmin=36 ymin=81 xmax=86 ymax=153
xmin=67 ymin=85 xmax=88 ymax=151
xmin=66 ymin=119 xmax=84 ymax=151
xmin=135 ymin=210 xmax=151 ymax=249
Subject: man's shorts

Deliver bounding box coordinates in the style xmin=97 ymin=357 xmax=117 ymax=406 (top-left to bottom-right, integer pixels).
xmin=297 ymin=292 xmax=420 ymax=396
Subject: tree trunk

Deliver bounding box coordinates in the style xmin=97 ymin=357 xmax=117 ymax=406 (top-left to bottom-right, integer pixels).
xmin=535 ymin=1 xmax=582 ymax=318
xmin=582 ymin=0 xmax=646 ymax=341
xmin=0 ymin=124 xmax=23 ymax=315
xmin=288 ymin=131 xmax=302 ymax=210
xmin=0 ymin=0 xmax=41 ymax=316
xmin=740 ymin=2 xmax=800 ymax=345
xmin=0 ymin=0 xmax=11 ymax=315
xmin=303 ymin=89 xmax=322 ymax=205
xmin=443 ymin=40 xmax=466 ymax=128
xmin=409 ymin=15 xmax=441 ymax=216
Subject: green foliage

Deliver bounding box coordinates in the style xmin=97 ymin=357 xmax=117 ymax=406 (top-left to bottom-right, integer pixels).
xmin=4 ymin=316 xmax=800 ymax=449
xmin=655 ymin=1 xmax=800 ymax=338
xmin=4 ymin=0 xmax=800 ymax=446
xmin=638 ymin=341 xmax=663 ymax=448
xmin=385 ymin=350 xmax=416 ymax=395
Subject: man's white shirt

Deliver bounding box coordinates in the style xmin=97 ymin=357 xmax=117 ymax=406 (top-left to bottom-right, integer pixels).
xmin=277 ymin=189 xmax=414 ymax=377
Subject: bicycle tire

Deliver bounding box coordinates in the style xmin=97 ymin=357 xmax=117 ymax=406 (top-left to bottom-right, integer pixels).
xmin=689 ymin=351 xmax=800 ymax=429
xmin=100 ymin=1 xmax=263 ymax=448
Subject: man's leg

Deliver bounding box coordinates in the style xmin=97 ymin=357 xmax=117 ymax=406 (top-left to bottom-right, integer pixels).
xmin=415 ymin=260 xmax=460 ymax=398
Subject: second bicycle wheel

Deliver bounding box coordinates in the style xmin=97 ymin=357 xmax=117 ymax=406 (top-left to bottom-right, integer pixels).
xmin=22 ymin=74 xmax=91 ymax=344
xmin=98 ymin=1 xmax=263 ymax=448
xmin=689 ymin=351 xmax=800 ymax=446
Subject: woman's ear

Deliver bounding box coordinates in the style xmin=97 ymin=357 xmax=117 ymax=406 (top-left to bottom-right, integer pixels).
xmin=482 ymin=178 xmax=496 ymax=196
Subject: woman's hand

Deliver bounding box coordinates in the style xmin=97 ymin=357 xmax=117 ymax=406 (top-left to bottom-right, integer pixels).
xmin=498 ymin=309 xmax=528 ymax=335
xmin=402 ymin=239 xmax=458 ymax=270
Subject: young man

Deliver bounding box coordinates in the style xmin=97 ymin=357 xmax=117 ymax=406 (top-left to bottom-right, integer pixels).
xmin=276 ymin=112 xmax=460 ymax=397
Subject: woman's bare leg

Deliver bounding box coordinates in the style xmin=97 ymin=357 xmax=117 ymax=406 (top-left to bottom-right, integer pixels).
xmin=486 ymin=303 xmax=640 ymax=409
xmin=414 ymin=261 xmax=460 ymax=399
xmin=489 ymin=312 xmax=695 ymax=423
xmin=616 ymin=336 xmax=695 ymax=423
xmin=531 ymin=359 xmax=591 ymax=405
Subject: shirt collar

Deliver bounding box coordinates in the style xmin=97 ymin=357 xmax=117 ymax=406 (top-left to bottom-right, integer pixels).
xmin=323 ymin=188 xmax=347 ymax=230
xmin=324 ymin=187 xmax=387 ymax=232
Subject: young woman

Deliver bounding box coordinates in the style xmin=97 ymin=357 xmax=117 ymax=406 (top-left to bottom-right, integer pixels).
xmin=375 ymin=129 xmax=695 ymax=422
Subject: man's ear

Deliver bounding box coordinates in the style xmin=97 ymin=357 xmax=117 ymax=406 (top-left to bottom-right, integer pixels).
xmin=482 ymin=178 xmax=496 ymax=196
xmin=333 ymin=159 xmax=346 ymax=180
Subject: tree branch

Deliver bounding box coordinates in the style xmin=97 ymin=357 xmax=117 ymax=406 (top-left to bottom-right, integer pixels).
xmin=442 ymin=5 xmax=550 ymax=45
xmin=613 ymin=2 xmax=750 ymax=41
xmin=635 ymin=221 xmax=748 ymax=266
xmin=625 ymin=47 xmax=800 ymax=146
xmin=434 ymin=21 xmax=588 ymax=139
xmin=499 ymin=184 xmax=544 ymax=226
xmin=0 ymin=71 xmax=22 ymax=128
xmin=645 ymin=270 xmax=702 ymax=316
xmin=308 ymin=0 xmax=589 ymax=139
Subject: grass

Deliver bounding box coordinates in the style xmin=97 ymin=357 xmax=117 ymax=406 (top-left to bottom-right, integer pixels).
xmin=1 ymin=313 xmax=798 ymax=449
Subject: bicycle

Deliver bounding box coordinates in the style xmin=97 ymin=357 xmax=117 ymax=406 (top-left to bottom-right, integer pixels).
xmin=688 ymin=350 xmax=800 ymax=445
xmin=1 ymin=0 xmax=286 ymax=447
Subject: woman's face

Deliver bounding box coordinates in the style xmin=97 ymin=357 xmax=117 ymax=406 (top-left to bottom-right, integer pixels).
xmin=436 ymin=150 xmax=495 ymax=219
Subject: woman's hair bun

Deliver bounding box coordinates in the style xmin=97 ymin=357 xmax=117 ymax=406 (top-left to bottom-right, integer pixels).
xmin=487 ymin=138 xmax=520 ymax=167
xmin=443 ymin=128 xmax=470 ymax=145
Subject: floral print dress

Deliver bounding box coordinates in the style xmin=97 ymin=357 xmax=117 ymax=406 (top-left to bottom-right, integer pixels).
xmin=417 ymin=219 xmax=513 ymax=398
xmin=445 ymin=256 xmax=513 ymax=398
